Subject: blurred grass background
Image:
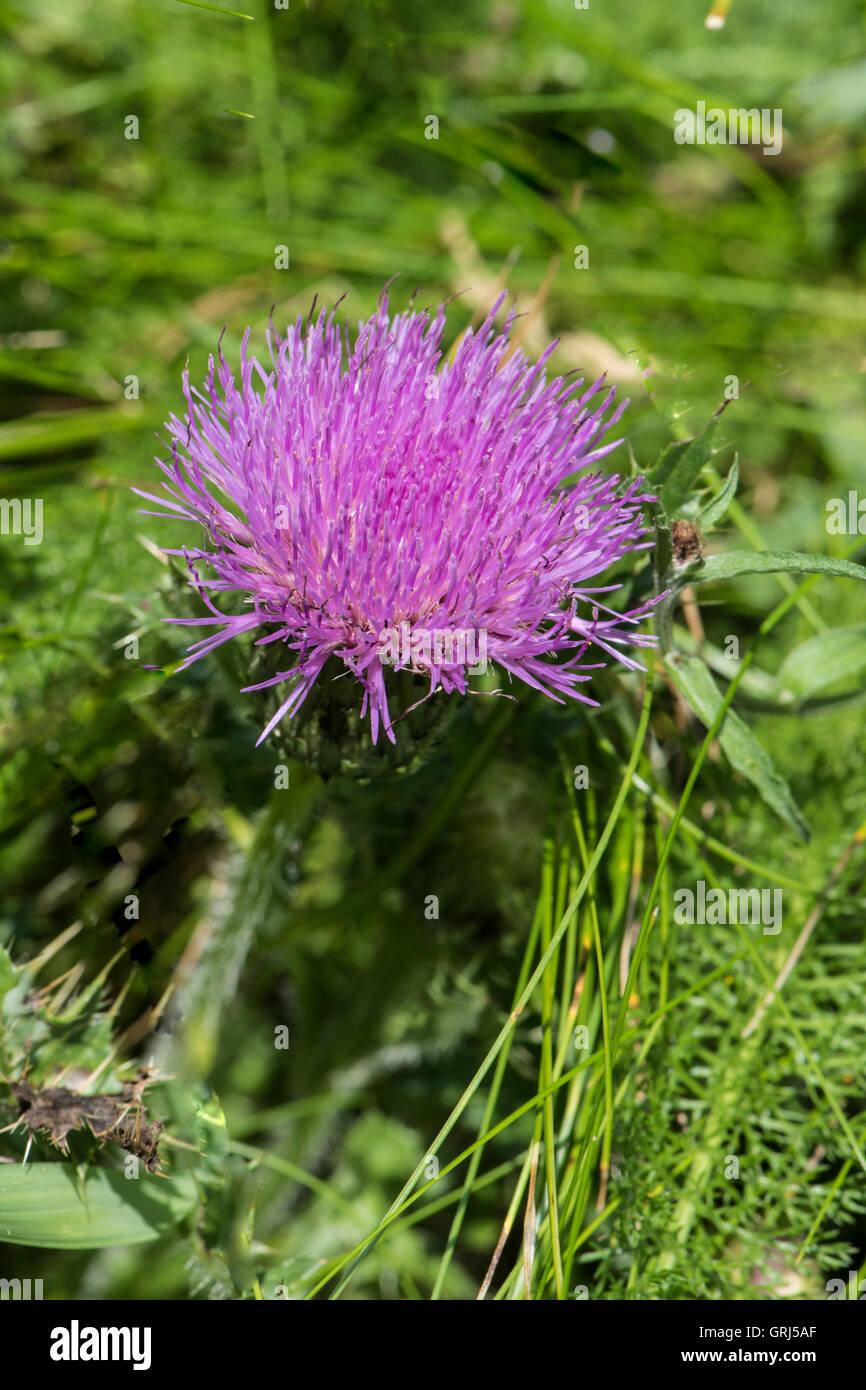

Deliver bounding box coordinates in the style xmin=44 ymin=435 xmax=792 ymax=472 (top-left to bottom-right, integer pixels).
xmin=1 ymin=0 xmax=865 ymax=1299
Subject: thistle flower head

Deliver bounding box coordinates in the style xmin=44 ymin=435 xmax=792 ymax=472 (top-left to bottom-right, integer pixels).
xmin=137 ymin=288 xmax=659 ymax=747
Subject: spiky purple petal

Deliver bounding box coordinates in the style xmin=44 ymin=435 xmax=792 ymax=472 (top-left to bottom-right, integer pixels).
xmin=136 ymin=290 xmax=660 ymax=744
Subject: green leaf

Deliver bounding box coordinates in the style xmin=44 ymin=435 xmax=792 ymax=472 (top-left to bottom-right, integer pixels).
xmin=665 ymin=653 xmax=810 ymax=841
xmin=651 ymin=401 xmax=732 ymax=515
xmin=697 ymin=456 xmax=739 ymax=532
xmin=651 ymin=500 xmax=672 ymax=590
xmin=777 ymin=624 xmax=866 ymax=699
xmin=195 ymin=1092 xmax=230 ymax=1182
xmin=690 ymin=549 xmax=866 ymax=587
xmin=0 ymin=947 xmax=17 ymax=1008
xmin=651 ymin=500 xmax=674 ymax=650
xmin=648 ymin=437 xmax=692 ymax=493
xmin=0 ymin=1164 xmax=197 ymax=1249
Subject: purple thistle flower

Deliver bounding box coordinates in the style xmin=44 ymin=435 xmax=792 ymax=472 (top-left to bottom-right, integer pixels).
xmin=136 ymin=288 xmax=660 ymax=746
